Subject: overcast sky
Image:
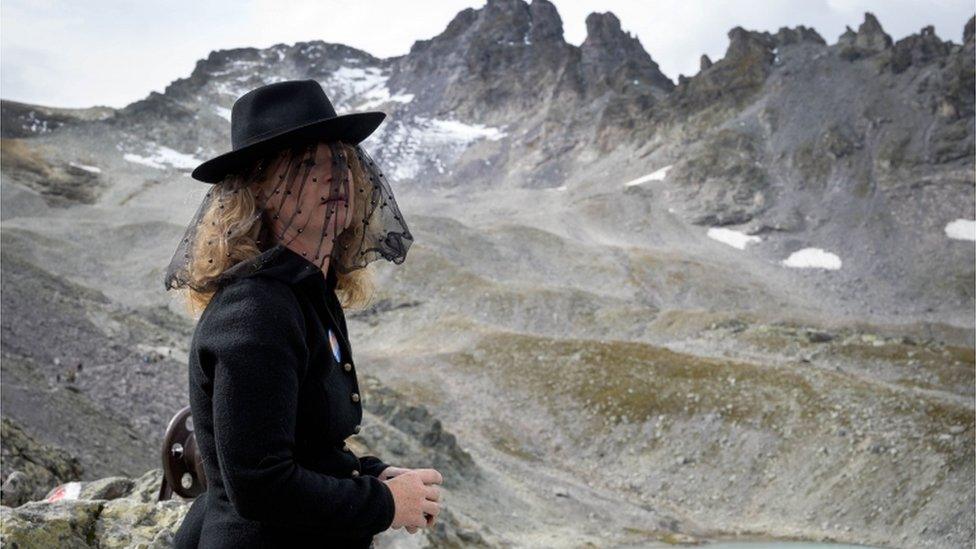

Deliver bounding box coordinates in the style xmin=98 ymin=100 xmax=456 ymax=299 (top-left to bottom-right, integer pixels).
xmin=2 ymin=0 xmax=972 ymax=109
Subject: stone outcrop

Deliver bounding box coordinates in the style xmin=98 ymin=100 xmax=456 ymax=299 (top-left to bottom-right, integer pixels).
xmin=0 ymin=469 xmax=187 ymax=548
xmin=1 ymin=417 xmax=83 ymax=507
xmin=580 ymin=12 xmax=674 ymax=99
xmin=838 ymin=12 xmax=893 ymax=60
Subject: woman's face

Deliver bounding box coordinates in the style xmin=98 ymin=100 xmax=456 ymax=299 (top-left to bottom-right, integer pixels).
xmin=312 ymin=141 xmax=354 ymax=237
xmin=249 ymin=141 xmax=356 ymax=266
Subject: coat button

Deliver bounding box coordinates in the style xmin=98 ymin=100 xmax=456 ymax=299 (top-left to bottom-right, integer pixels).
xmin=351 ymin=469 xmax=360 ymax=477
xmin=351 ymin=392 xmax=360 ymax=403
xmin=343 ymin=362 xmax=352 ymax=372
xmin=352 ymin=424 xmax=361 ymax=434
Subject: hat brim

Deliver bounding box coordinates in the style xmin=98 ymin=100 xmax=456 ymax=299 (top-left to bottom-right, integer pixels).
xmin=190 ymin=111 xmax=386 ymax=183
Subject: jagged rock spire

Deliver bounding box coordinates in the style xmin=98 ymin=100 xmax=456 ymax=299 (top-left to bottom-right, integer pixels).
xmin=527 ymin=0 xmax=564 ymax=43
xmin=855 ymin=12 xmax=893 ymax=51
xmin=580 ymin=11 xmax=674 ymax=96
xmin=887 ymin=25 xmax=950 ymax=73
xmin=837 ymin=12 xmax=892 ymax=60
xmin=774 ymin=25 xmax=825 ymax=46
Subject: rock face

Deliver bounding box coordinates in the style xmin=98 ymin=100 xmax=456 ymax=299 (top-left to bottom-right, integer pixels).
xmin=357 ymin=375 xmax=481 ymax=488
xmin=0 ymin=469 xmax=189 ymax=548
xmin=580 ymin=11 xmax=674 ymax=99
xmin=0 ymin=388 xmax=497 ymax=548
xmin=1 ymin=417 xmax=83 ymax=507
xmin=837 ymin=12 xmax=893 ymax=59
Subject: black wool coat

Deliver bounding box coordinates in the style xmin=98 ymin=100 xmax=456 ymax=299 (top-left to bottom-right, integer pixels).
xmin=172 ymin=244 xmax=395 ymax=549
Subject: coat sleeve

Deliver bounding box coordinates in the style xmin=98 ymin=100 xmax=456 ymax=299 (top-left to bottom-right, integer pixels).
xmin=201 ymin=277 xmax=396 ymax=536
xmin=358 ymin=455 xmax=391 ymax=477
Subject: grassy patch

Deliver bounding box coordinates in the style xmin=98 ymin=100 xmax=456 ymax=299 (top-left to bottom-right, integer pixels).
xmin=453 ymin=332 xmax=824 ymax=435
xmin=449 ymin=330 xmax=974 ymax=461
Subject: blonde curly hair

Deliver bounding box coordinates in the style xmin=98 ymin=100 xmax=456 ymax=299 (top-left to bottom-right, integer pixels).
xmin=176 ymin=140 xmax=376 ymax=317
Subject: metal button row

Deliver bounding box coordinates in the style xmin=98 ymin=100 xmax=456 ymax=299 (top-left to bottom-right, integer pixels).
xmin=340 ymin=362 xmax=358 ymax=405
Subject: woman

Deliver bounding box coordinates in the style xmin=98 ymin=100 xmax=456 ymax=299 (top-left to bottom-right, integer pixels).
xmin=164 ymin=80 xmax=442 ymax=548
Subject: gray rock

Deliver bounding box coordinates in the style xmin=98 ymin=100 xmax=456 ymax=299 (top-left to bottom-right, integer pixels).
xmin=0 ymin=417 xmax=82 ymax=506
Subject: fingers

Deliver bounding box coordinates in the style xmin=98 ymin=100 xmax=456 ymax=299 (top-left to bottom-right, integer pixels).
xmin=421 ymin=499 xmax=440 ymax=519
xmin=415 ymin=468 xmax=443 ymax=485
xmin=424 ymin=484 xmax=440 ymax=502
xmin=388 ymin=466 xmax=410 ymax=478
xmin=422 ymin=502 xmax=440 ymax=529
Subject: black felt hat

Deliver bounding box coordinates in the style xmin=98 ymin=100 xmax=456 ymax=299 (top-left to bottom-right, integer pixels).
xmin=190 ymin=79 xmax=386 ymax=183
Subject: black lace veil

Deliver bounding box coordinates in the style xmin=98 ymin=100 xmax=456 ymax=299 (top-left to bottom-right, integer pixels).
xmin=163 ymin=140 xmax=412 ymax=293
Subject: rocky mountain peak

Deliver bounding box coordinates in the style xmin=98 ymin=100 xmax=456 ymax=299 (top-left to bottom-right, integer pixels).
xmin=394 ymin=0 xmax=579 ymax=119
xmin=665 ymin=22 xmax=827 ymax=115
xmin=773 ymin=25 xmax=826 ymax=47
xmin=886 ymin=24 xmax=952 ymax=73
xmin=411 ymin=0 xmax=559 ymax=52
xmin=666 ymin=25 xmax=776 ymax=109
xmin=965 ymin=15 xmax=975 ymax=44
xmin=580 ymin=11 xmax=674 ymax=98
xmin=724 ymin=26 xmax=777 ymax=62
xmin=855 ymin=12 xmax=893 ymax=50
xmin=527 ymin=0 xmax=564 ymax=43
xmin=837 ymin=12 xmax=893 ymax=59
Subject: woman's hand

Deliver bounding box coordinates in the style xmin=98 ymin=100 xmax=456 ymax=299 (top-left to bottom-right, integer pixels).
xmin=379 ymin=466 xmax=442 ymax=531
xmin=383 ymin=468 xmax=442 ymax=534
xmin=377 ymin=466 xmax=411 ymax=481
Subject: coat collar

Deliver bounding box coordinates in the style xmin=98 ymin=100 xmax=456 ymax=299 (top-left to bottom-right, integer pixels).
xmin=244 ymin=243 xmax=352 ymax=355
xmin=240 ymin=243 xmax=337 ymax=291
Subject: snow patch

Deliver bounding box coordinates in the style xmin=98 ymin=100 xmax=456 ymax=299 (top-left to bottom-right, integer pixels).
xmin=213 ymin=106 xmax=232 ymax=122
xmin=23 ymin=110 xmax=51 ymax=133
xmin=624 ymin=165 xmax=672 ymax=187
xmin=424 ymin=117 xmax=507 ymax=142
xmin=69 ymin=161 xmax=101 ymax=173
xmin=371 ymin=116 xmax=508 ymax=181
xmin=213 ymin=74 xmax=288 ymax=100
xmin=323 ymin=66 xmax=414 ymax=111
xmin=707 ymin=227 xmax=761 ymax=250
xmin=944 ymin=219 xmax=976 ymax=242
xmin=123 ymin=142 xmax=203 ymax=171
xmin=781 ymin=247 xmax=842 ymax=270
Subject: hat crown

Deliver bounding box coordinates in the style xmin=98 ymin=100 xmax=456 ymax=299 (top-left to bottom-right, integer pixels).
xmin=230 ymin=80 xmax=338 ymax=150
